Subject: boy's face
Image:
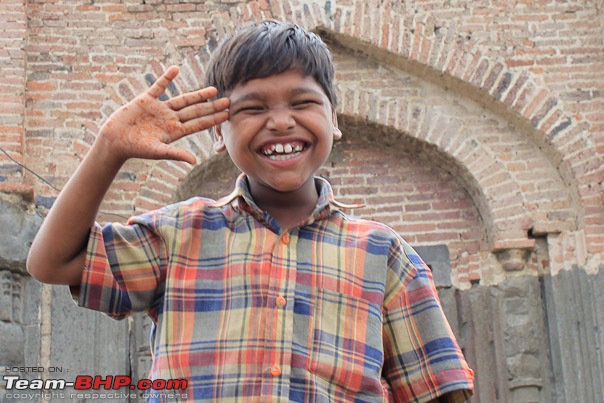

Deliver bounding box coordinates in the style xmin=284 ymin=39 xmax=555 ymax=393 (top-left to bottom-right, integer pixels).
xmin=214 ymin=70 xmax=341 ymax=196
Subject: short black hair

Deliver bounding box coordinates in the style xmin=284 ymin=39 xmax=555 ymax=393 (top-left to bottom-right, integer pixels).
xmin=205 ymin=20 xmax=337 ymax=107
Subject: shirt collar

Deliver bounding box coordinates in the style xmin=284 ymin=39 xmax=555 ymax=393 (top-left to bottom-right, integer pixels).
xmin=210 ymin=173 xmax=362 ymax=224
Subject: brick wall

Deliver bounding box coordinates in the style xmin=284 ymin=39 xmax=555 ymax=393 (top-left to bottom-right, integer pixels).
xmin=1 ymin=0 xmax=603 ymax=288
xmin=2 ymin=2 xmax=604 ymax=401
xmin=0 ymin=0 xmax=26 ymax=185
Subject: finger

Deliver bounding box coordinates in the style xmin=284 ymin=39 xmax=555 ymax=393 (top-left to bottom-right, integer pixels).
xmin=180 ymin=110 xmax=230 ymax=135
xmin=167 ymin=86 xmax=219 ymax=111
xmin=147 ymin=65 xmax=180 ymax=99
xmin=176 ymin=97 xmax=230 ymax=123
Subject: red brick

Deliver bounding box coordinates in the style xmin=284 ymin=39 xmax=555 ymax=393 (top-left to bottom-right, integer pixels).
xmin=1 ymin=0 xmax=603 ymax=290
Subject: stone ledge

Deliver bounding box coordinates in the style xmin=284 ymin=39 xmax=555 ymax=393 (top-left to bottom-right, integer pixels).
xmin=492 ymin=238 xmax=536 ymax=252
xmin=492 ymin=239 xmax=536 ymax=271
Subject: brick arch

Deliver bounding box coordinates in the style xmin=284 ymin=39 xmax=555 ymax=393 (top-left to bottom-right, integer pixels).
xmin=100 ymin=3 xmax=582 ymax=254
xmin=152 ymin=37 xmax=573 ymax=254
xmin=308 ymin=1 xmax=602 ymax=253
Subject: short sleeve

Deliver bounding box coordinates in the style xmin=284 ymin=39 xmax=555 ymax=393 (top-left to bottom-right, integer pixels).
xmin=382 ymin=238 xmax=474 ymax=402
xmin=72 ymin=214 xmax=166 ymax=320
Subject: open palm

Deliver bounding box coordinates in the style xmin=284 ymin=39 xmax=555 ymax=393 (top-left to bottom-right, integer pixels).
xmin=98 ymin=66 xmax=230 ymax=165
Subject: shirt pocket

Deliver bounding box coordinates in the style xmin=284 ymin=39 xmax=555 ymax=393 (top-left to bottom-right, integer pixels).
xmin=309 ymin=288 xmax=385 ymax=395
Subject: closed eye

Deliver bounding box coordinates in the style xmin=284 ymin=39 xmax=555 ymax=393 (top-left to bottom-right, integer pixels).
xmin=292 ymin=99 xmax=321 ymax=109
xmin=233 ymin=105 xmax=266 ymax=115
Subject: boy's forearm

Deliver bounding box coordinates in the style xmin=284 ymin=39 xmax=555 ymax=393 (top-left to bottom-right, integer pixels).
xmin=27 ymin=140 xmax=124 ymax=285
xmin=27 ymin=66 xmax=229 ymax=285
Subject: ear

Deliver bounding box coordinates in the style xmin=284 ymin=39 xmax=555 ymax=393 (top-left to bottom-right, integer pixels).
xmin=212 ymin=125 xmax=227 ymax=153
xmin=332 ymin=111 xmax=342 ymax=141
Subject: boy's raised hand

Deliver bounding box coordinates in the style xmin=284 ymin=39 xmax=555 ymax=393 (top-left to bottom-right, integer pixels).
xmin=97 ymin=65 xmax=230 ymax=165
xmin=27 ymin=66 xmax=230 ymax=285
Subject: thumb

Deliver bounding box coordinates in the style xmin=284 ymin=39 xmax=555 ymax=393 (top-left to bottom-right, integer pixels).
xmin=169 ymin=148 xmax=197 ymax=165
xmin=152 ymin=143 xmax=197 ymax=165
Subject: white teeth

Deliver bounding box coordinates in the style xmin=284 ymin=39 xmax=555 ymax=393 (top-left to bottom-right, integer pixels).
xmin=268 ymin=152 xmax=301 ymax=161
xmin=261 ymin=142 xmax=304 ymax=156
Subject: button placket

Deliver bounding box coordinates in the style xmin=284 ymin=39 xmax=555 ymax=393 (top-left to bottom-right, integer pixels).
xmin=261 ymin=229 xmax=295 ymax=394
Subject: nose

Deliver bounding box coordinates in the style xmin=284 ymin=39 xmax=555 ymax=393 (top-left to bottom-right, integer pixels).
xmin=266 ymin=106 xmax=295 ymax=131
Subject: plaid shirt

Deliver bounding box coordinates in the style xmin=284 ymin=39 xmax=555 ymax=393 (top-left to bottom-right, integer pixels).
xmin=76 ymin=174 xmax=473 ymax=402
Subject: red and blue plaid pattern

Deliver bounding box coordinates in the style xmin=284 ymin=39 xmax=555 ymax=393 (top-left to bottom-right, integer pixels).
xmin=76 ymin=175 xmax=473 ymax=402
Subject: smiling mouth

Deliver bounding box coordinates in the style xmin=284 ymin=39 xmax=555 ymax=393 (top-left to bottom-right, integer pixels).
xmin=259 ymin=141 xmax=307 ymax=160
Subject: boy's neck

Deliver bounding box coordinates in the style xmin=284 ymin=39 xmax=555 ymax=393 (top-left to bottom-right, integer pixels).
xmin=247 ymin=177 xmax=319 ymax=231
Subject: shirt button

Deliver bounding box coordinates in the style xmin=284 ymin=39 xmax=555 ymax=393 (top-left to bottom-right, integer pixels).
xmin=276 ymin=296 xmax=287 ymax=307
xmin=270 ymin=365 xmax=282 ymax=377
xmin=281 ymin=233 xmax=290 ymax=245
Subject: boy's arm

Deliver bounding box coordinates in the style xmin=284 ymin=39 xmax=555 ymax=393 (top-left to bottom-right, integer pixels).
xmin=26 ymin=66 xmax=230 ymax=285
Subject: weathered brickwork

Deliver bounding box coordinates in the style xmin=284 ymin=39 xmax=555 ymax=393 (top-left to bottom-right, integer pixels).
xmin=0 ymin=0 xmax=27 ymax=182
xmin=2 ymin=0 xmax=602 ymax=287
xmin=1 ymin=1 xmax=604 ymax=401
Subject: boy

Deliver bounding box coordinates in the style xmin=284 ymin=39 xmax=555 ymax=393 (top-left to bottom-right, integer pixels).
xmin=27 ymin=20 xmax=474 ymax=402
